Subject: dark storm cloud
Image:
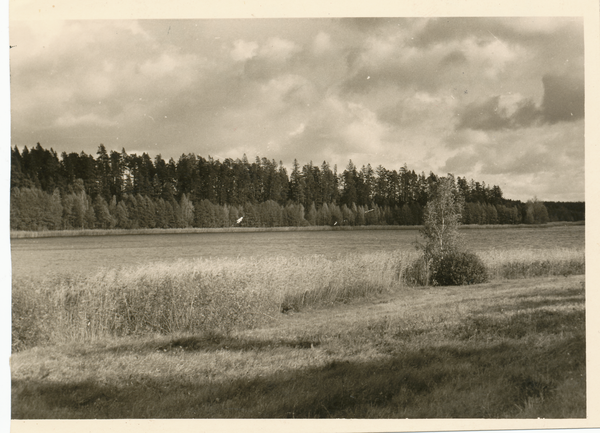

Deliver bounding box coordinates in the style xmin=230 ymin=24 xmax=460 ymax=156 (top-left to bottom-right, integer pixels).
xmin=411 ymin=17 xmax=583 ymax=51
xmin=457 ymin=96 xmax=543 ymax=131
xmin=457 ymin=96 xmax=514 ymax=131
xmin=540 ymin=73 xmax=584 ymax=123
xmin=456 ymin=72 xmax=584 ymax=131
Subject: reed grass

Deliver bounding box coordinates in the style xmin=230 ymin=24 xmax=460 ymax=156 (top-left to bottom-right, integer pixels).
xmin=12 ymin=252 xmax=412 ymax=351
xmin=12 ymin=247 xmax=584 ymax=351
xmin=478 ymin=248 xmax=585 ymax=280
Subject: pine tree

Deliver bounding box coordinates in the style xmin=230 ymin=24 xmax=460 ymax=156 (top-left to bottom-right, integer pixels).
xmin=96 ymin=144 xmax=112 ymax=201
xmin=341 ymin=160 xmax=358 ymax=207
xmin=290 ymin=159 xmax=305 ymax=204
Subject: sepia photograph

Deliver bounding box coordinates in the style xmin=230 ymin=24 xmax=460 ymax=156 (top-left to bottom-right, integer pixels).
xmin=6 ymin=0 xmax=599 ymax=431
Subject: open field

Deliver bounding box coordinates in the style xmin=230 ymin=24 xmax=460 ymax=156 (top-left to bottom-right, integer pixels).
xmin=9 ymin=221 xmax=584 ymax=239
xmin=11 ymin=275 xmax=585 ymax=418
xmin=10 ymin=224 xmax=585 ymax=280
xmin=10 ymin=225 xmax=586 ymax=418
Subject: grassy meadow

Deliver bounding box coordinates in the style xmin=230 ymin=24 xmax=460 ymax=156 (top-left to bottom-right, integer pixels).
xmin=11 ymin=275 xmax=585 ymax=418
xmin=10 ymin=224 xmax=585 ymax=280
xmin=10 ymin=229 xmax=586 ymax=418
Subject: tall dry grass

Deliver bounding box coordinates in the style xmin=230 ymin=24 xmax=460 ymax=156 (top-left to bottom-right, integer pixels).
xmin=478 ymin=248 xmax=585 ymax=280
xmin=12 ymin=247 xmax=584 ymax=351
xmin=12 ymin=251 xmax=412 ymax=350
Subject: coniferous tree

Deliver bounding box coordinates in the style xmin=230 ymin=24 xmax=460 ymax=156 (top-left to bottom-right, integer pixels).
xmin=93 ymin=195 xmax=114 ymax=229
xmin=319 ymin=202 xmax=334 ymax=225
xmin=306 ymin=202 xmax=317 ymax=226
xmin=242 ymin=202 xmax=260 ymax=227
xmin=329 ymin=203 xmax=343 ymax=226
xmin=340 ymin=160 xmax=358 ymax=207
xmin=355 ymin=205 xmax=366 ymax=226
xmin=114 ymin=201 xmax=129 ymax=228
xmin=10 ymin=141 xmax=580 ymax=231
xmin=228 ymin=205 xmax=240 ymax=227
xmin=341 ymin=204 xmax=355 ymax=226
xmin=154 ymin=198 xmax=168 ymax=228
xmin=109 ymin=150 xmax=124 ymax=200
xmin=194 ymin=199 xmax=215 ymax=228
xmin=289 ymin=159 xmax=305 ymax=205
xmin=180 ymin=194 xmax=195 ymax=228
xmin=96 ymin=144 xmax=112 ymax=201
xmin=399 ymin=203 xmax=414 ymax=225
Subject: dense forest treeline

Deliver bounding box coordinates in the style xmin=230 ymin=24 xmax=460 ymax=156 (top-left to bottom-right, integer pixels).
xmin=10 ymin=143 xmax=584 ymax=231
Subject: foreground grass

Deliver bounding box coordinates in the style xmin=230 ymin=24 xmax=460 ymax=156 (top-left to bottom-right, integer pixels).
xmin=11 ymin=275 xmax=585 ymax=418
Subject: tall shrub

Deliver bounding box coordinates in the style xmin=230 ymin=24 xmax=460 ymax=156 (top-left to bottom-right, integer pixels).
xmin=419 ymin=176 xmax=464 ymax=260
xmin=406 ymin=176 xmax=488 ymax=286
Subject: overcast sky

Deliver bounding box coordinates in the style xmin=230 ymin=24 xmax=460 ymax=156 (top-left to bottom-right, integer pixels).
xmin=9 ymin=17 xmax=584 ymax=201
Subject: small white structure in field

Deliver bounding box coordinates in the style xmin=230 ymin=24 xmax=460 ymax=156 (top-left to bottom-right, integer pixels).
xmin=236 ymin=216 xmax=244 ymax=224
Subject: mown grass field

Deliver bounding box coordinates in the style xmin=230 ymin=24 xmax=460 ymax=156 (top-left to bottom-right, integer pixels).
xmin=10 ymin=224 xmax=586 ymax=418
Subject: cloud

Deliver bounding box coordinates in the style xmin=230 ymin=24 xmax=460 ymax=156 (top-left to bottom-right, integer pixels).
xmin=540 ymin=73 xmax=584 ymax=123
xmin=242 ymin=37 xmax=303 ymax=81
xmin=456 ymin=70 xmax=584 ymax=131
xmin=259 ymin=37 xmax=301 ymax=61
xmin=231 ymin=39 xmax=258 ymax=61
xmin=55 ymin=112 xmax=118 ymax=128
xmin=441 ymin=121 xmax=583 ymax=201
xmin=446 ymin=122 xmax=582 ymax=175
xmin=340 ymin=26 xmax=524 ymax=96
xmin=275 ymin=96 xmax=390 ymax=167
xmin=10 ymin=20 xmax=208 ymax=149
xmin=312 ymin=31 xmax=332 ymax=56
xmin=440 ymin=150 xmax=482 ymax=175
xmin=289 ymin=123 xmax=305 ymax=136
xmin=456 ymin=95 xmax=541 ymax=131
xmin=457 ymin=96 xmax=510 ymax=131
xmin=440 ymin=50 xmax=467 ymax=66
xmin=411 ymin=17 xmax=580 ymax=49
xmin=444 ymin=129 xmax=491 ymax=150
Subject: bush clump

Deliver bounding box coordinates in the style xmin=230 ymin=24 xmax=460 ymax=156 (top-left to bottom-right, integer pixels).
xmin=403 ymin=257 xmax=429 ymax=287
xmin=430 ymin=251 xmax=489 ymax=286
xmin=405 ymin=177 xmax=489 ymax=287
xmin=403 ymin=251 xmax=489 ymax=287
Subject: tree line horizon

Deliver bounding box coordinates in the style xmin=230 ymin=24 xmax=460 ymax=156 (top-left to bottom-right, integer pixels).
xmin=10 ymin=143 xmax=584 ymax=231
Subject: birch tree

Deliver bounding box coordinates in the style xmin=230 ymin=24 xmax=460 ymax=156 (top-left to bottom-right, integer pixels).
xmin=419 ymin=176 xmax=464 ymax=260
